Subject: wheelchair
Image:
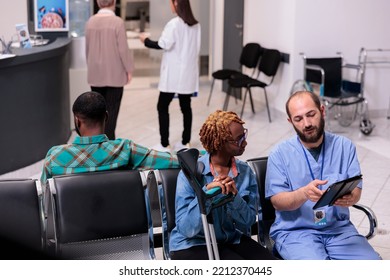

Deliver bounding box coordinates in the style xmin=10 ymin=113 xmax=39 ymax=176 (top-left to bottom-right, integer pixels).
xmin=290 ymin=53 xmax=375 ymax=135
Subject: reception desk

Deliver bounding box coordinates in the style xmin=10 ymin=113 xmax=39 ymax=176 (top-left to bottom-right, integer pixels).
xmin=0 ymin=38 xmax=71 ymax=175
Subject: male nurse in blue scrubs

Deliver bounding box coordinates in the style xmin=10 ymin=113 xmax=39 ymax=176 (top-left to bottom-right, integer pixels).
xmin=265 ymin=90 xmax=380 ymax=260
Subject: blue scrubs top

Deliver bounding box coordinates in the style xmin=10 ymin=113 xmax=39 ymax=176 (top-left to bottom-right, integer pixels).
xmin=169 ymin=153 xmax=258 ymax=252
xmin=265 ymin=132 xmax=362 ymax=241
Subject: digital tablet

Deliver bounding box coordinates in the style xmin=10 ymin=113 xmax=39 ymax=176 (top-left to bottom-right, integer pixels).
xmin=313 ymin=175 xmax=362 ymax=209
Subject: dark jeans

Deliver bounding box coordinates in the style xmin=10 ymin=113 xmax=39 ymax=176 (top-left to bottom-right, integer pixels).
xmin=157 ymin=92 xmax=192 ymax=147
xmin=170 ymin=234 xmax=277 ymax=260
xmin=91 ymin=86 xmax=123 ymax=140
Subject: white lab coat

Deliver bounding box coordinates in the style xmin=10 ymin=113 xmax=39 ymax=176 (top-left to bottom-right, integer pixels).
xmin=157 ymin=17 xmax=201 ymax=94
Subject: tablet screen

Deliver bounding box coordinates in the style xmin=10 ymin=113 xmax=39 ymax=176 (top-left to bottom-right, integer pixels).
xmin=313 ymin=175 xmax=362 ymax=209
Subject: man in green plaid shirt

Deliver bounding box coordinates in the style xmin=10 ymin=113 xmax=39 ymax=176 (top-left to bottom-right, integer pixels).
xmin=40 ymin=91 xmax=179 ymax=186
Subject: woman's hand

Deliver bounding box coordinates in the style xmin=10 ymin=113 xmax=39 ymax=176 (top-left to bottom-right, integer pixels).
xmin=127 ymin=73 xmax=132 ymax=84
xmin=207 ymin=175 xmax=237 ymax=195
xmin=138 ymin=32 xmax=149 ymax=43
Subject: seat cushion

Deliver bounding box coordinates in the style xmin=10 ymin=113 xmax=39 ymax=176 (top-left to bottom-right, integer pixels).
xmin=229 ymin=75 xmax=267 ymax=88
xmin=212 ymin=69 xmax=241 ymax=80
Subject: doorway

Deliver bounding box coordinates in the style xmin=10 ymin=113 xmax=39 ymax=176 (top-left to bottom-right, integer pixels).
xmin=222 ymin=0 xmax=244 ymax=92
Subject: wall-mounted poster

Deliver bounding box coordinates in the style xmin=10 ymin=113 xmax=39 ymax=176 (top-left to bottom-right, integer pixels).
xmin=34 ymin=0 xmax=69 ymax=32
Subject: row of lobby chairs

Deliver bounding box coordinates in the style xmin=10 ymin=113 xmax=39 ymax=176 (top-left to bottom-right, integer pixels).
xmin=0 ymin=170 xmax=154 ymax=260
xmin=0 ymin=158 xmax=378 ymax=260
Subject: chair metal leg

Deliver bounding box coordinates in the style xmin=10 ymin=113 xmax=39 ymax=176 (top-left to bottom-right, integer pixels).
xmin=248 ymin=88 xmax=255 ymax=114
xmin=234 ymin=88 xmax=239 ymax=104
xmin=322 ymin=99 xmax=332 ymax=132
xmin=240 ymin=88 xmax=249 ymax=118
xmin=264 ymin=89 xmax=271 ymax=122
xmin=223 ymin=86 xmax=231 ymax=111
xmin=207 ymin=79 xmax=215 ymax=106
xmin=387 ymin=96 xmax=390 ymax=119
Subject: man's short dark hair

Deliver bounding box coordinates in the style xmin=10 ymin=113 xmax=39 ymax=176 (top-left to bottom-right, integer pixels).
xmin=72 ymin=91 xmax=107 ymax=123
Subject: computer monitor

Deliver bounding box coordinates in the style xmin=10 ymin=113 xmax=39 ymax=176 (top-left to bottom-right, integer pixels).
xmin=125 ymin=1 xmax=150 ymax=32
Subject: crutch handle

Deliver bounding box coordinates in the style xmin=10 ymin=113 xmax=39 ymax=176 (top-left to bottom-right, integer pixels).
xmin=206 ymin=187 xmax=235 ymax=208
xmin=211 ymin=193 xmax=235 ymax=209
xmin=205 ymin=187 xmax=222 ymax=198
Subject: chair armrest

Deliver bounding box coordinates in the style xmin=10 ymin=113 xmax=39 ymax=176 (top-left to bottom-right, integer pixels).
xmin=342 ymin=63 xmax=364 ymax=91
xmin=352 ymin=203 xmax=378 ymax=240
xmin=305 ymin=64 xmax=325 ymax=80
xmin=343 ymin=63 xmax=361 ymax=70
xmin=343 ymin=63 xmax=363 ymax=80
xmin=304 ymin=64 xmax=325 ymax=95
xmin=305 ymin=64 xmax=325 ymax=72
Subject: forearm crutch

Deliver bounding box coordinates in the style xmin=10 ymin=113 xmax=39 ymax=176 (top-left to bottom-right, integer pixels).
xmin=177 ymin=148 xmax=234 ymax=260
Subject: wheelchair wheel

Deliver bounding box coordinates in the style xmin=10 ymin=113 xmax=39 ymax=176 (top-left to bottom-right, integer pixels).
xmin=290 ymin=79 xmax=311 ymax=95
xmin=336 ymin=102 xmax=358 ymax=127
xmin=360 ymin=119 xmax=374 ymax=135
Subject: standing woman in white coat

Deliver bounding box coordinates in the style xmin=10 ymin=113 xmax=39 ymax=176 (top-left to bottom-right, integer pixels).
xmin=140 ymin=0 xmax=201 ymax=152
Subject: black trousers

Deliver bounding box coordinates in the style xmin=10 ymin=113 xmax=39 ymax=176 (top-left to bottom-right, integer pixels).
xmin=170 ymin=234 xmax=277 ymax=260
xmin=157 ymin=92 xmax=192 ymax=147
xmin=91 ymin=86 xmax=123 ymax=140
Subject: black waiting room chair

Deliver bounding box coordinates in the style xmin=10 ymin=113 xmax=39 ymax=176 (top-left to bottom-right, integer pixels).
xmin=47 ymin=170 xmax=155 ymax=259
xmin=247 ymin=156 xmax=378 ymax=258
xmin=208 ymin=42 xmax=263 ymax=106
xmin=0 ymin=178 xmax=45 ymax=259
xmin=246 ymin=157 xmax=276 ymax=253
xmin=227 ymin=48 xmax=281 ymax=121
xmin=153 ymin=168 xmax=181 ymax=260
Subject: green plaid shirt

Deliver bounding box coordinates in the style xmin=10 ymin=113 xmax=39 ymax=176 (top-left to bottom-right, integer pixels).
xmin=40 ymin=134 xmax=179 ymax=185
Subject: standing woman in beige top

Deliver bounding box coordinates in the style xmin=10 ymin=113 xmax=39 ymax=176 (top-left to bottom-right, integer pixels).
xmin=85 ymin=0 xmax=133 ymax=140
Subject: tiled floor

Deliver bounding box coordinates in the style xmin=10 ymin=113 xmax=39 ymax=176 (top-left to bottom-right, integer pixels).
xmin=1 ymin=72 xmax=389 ymax=260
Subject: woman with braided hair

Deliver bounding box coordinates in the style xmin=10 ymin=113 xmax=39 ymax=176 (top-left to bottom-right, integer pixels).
xmin=169 ymin=110 xmax=276 ymax=259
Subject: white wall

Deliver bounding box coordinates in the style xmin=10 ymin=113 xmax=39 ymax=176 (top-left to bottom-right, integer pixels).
xmin=243 ymin=0 xmax=390 ymax=116
xmin=209 ymin=0 xmax=224 ymax=81
xmin=0 ymin=2 xmax=28 ymax=42
xmin=191 ymin=0 xmax=209 ymax=56
xmin=244 ymin=0 xmax=296 ymax=116
xmin=294 ymin=0 xmax=390 ymax=116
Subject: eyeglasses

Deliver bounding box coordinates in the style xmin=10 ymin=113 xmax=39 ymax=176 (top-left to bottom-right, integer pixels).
xmin=227 ymin=128 xmax=248 ymax=146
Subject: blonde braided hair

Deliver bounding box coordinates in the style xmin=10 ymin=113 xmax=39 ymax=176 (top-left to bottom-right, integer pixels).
xmin=199 ymin=110 xmax=245 ymax=154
